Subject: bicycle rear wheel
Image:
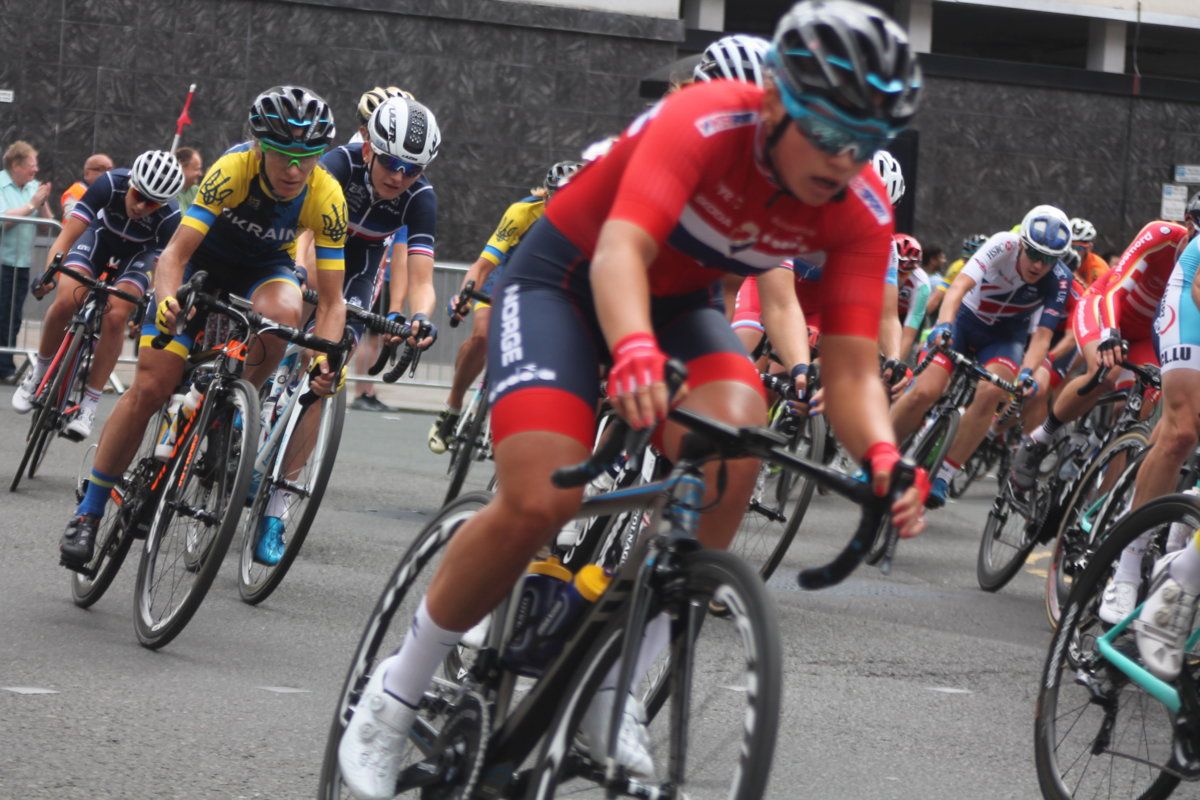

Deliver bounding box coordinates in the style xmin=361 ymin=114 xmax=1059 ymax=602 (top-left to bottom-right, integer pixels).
xmin=1034 ymin=494 xmax=1198 ymax=800
xmin=238 ymin=387 xmax=347 ymax=605
xmin=133 ymin=379 xmax=259 ymax=649
xmin=526 ymin=549 xmax=782 ymax=800
xmin=443 ymin=392 xmax=489 ymax=506
xmin=729 ymin=410 xmax=825 ymax=581
xmin=319 ymin=491 xmax=492 ymax=800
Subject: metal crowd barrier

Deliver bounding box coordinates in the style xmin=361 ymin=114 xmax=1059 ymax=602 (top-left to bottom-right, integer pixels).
xmin=0 ymin=214 xmax=64 ymax=375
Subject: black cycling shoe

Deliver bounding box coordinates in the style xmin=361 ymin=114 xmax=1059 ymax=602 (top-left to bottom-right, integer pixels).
xmin=60 ymin=514 xmax=100 ymax=570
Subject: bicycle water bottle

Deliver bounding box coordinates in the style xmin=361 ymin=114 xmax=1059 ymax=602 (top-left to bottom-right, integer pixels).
xmin=505 ymin=564 xmax=612 ymax=677
xmin=501 ymin=557 xmax=572 ymax=676
xmin=154 ymin=386 xmax=201 ymax=460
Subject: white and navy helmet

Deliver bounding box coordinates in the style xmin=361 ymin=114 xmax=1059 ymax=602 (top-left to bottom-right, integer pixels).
xmin=1069 ymin=217 xmax=1097 ymax=243
xmin=871 ymin=150 xmax=905 ymax=206
xmin=367 ymin=96 xmax=441 ymax=169
xmin=693 ymin=35 xmax=771 ymax=87
xmin=130 ymin=149 xmax=185 ymax=203
xmin=1020 ymin=205 xmax=1073 ymax=258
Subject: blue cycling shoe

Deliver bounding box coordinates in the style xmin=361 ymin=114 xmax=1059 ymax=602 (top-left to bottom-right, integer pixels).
xmin=925 ymin=477 xmax=949 ymax=509
xmin=253 ymin=516 xmax=287 ymax=565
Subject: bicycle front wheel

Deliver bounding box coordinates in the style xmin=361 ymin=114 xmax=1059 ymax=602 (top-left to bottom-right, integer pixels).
xmin=527 ymin=548 xmax=782 ymax=800
xmin=319 ymin=491 xmax=492 ymax=800
xmin=238 ymin=387 xmax=347 ymax=605
xmin=1034 ymin=494 xmax=1199 ymax=800
xmin=976 ymin=487 xmax=1041 ymax=592
xmin=133 ymin=379 xmax=259 ymax=649
xmin=11 ymin=331 xmax=88 ymax=491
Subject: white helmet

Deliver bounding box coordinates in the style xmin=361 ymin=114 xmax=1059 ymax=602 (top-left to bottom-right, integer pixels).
xmin=1069 ymin=217 xmax=1097 ymax=243
xmin=693 ymin=35 xmax=771 ymax=87
xmin=581 ymin=135 xmax=617 ymax=163
xmin=367 ymin=96 xmax=441 ymax=169
xmin=130 ymin=150 xmax=184 ymax=203
xmin=1020 ymin=205 xmax=1073 ymax=258
xmin=871 ymin=150 xmax=905 ymax=206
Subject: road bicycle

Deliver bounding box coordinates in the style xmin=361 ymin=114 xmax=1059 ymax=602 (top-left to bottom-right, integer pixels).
xmin=319 ymin=365 xmax=916 ymax=799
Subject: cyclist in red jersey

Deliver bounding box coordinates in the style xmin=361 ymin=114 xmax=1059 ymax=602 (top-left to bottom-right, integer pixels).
xmin=1011 ymin=220 xmax=1190 ymax=490
xmin=337 ymin=3 xmax=926 ymax=796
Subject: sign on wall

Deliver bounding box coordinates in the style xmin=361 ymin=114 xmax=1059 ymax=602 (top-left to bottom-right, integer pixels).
xmin=1174 ymin=165 xmax=1200 ymax=183
xmin=1162 ymin=183 xmax=1189 ymax=221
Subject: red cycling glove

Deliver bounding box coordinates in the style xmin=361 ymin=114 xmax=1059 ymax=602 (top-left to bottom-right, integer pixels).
xmin=607 ymin=332 xmax=667 ymax=401
xmin=864 ymin=441 xmax=931 ymax=504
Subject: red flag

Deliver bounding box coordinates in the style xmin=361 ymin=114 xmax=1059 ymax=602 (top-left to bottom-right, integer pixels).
xmin=176 ymin=84 xmax=196 ymax=136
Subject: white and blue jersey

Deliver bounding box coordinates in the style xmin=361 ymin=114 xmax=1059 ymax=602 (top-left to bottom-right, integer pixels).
xmin=1154 ymin=235 xmax=1200 ymax=373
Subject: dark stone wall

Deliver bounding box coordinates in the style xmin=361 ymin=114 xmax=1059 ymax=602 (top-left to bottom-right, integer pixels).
xmin=0 ymin=0 xmax=679 ymax=261
xmin=910 ymin=74 xmax=1200 ymax=257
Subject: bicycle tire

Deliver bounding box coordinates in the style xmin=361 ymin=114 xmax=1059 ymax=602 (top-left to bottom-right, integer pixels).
xmin=976 ymin=488 xmax=1040 ymax=592
xmin=70 ymin=483 xmax=135 ymax=608
xmin=527 ymin=548 xmax=782 ymax=800
xmin=1044 ymin=426 xmax=1151 ymax=629
xmin=729 ymin=410 xmax=825 ymax=582
xmin=319 ymin=491 xmax=491 ymax=800
xmin=1034 ymin=494 xmax=1199 ymax=800
xmin=10 ymin=330 xmax=86 ymax=491
xmin=948 ymin=442 xmax=988 ymax=499
xmin=443 ymin=392 xmax=489 ymax=506
xmin=238 ymin=387 xmax=347 ymax=605
xmin=133 ymin=379 xmax=259 ymax=649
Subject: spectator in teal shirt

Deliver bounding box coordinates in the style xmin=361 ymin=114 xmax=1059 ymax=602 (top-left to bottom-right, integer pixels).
xmin=0 ymin=140 xmax=53 ymax=380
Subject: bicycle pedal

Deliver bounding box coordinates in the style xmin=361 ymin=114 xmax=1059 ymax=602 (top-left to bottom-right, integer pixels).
xmin=59 ymin=555 xmax=95 ymax=577
xmin=61 ymin=428 xmax=86 ymax=443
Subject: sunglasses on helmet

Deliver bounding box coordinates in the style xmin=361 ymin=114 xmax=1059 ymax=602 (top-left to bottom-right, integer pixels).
xmin=374 ymin=152 xmax=423 ymax=177
xmin=777 ymin=92 xmax=894 ymax=163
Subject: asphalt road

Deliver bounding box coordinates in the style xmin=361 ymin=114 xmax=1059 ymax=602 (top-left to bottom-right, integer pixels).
xmin=0 ymin=389 xmax=1061 ymax=799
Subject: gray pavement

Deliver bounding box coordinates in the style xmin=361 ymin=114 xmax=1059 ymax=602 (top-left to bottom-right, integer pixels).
xmin=0 ymin=388 xmax=1059 ymax=799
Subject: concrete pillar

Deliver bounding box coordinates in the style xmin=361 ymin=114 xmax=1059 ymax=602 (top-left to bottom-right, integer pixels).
xmin=682 ymin=0 xmax=724 ymax=31
xmin=894 ymin=0 xmax=933 ymax=54
xmin=1087 ymin=18 xmax=1127 ymax=73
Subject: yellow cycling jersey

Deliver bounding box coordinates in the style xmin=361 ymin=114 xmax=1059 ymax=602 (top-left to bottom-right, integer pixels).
xmin=182 ymin=144 xmax=347 ymax=272
xmin=479 ymin=195 xmax=545 ymax=267
xmin=935 ymin=257 xmax=967 ymax=291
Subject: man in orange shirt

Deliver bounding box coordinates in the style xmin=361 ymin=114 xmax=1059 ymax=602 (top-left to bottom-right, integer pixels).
xmin=59 ymin=153 xmax=113 ymax=219
xmin=1070 ymin=217 xmax=1110 ymax=288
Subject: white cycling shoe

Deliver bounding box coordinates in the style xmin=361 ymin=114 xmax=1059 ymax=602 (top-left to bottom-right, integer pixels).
xmin=65 ymin=403 xmax=97 ymax=440
xmin=1098 ymin=578 xmax=1139 ymax=625
xmin=11 ymin=369 xmax=37 ymax=413
xmin=338 ymin=654 xmax=418 ymax=800
xmin=577 ymin=687 xmax=654 ymax=778
xmin=1135 ymin=550 xmax=1199 ymax=682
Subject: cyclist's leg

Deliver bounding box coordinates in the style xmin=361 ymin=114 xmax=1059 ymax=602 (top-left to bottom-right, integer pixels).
xmin=244 ymin=272 xmax=304 ymax=388
xmin=447 ymin=302 xmax=491 ymax=411
xmin=1032 ymin=295 xmax=1113 ymax=443
xmin=85 ymin=252 xmax=153 ymax=395
xmin=940 ymin=353 xmax=1018 ymax=478
xmin=888 ymin=349 xmax=950 ymax=441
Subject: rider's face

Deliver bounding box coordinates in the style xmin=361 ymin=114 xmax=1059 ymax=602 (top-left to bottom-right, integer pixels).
xmin=760 ymin=84 xmax=863 ymax=206
xmin=1017 ymin=247 xmax=1056 ymax=283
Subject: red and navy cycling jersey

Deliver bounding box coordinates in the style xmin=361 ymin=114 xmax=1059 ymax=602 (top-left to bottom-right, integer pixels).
xmin=545 ymin=79 xmax=895 ymax=339
xmin=69 ymin=168 xmax=180 ymax=255
xmin=320 ymin=143 xmax=436 ymax=260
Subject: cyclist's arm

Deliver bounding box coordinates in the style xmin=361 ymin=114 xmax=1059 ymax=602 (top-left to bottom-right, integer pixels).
xmin=42 ymin=215 xmax=88 ymax=271
xmin=591 ymin=219 xmax=656 ymax=345
xmin=1048 ymin=328 xmax=1076 ymax=362
xmin=820 ymin=333 xmax=895 ymax=457
xmin=757 ymin=266 xmax=809 ymax=369
xmin=406 ymin=251 xmax=435 ymax=320
xmin=294 ymin=229 xmax=317 ymax=277
xmin=936 ymin=272 xmax=976 ymax=325
xmin=311 ymin=263 xmax=346 ymax=345
xmin=388 ymin=241 xmax=409 ymax=312
xmin=1022 ymin=325 xmax=1054 ymax=375
xmin=460 ymin=255 xmax=496 ymax=294
xmin=153 ymin=225 xmax=205 ymax=301
xmin=878 ymin=282 xmax=901 ymax=359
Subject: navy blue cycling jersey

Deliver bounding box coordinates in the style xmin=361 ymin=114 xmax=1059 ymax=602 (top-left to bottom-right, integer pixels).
xmin=320 ymin=144 xmax=436 ymax=260
xmin=68 ymin=168 xmax=181 ymax=255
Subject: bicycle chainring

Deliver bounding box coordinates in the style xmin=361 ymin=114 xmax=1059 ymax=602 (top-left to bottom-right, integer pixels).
xmin=421 ymin=690 xmax=490 ymax=800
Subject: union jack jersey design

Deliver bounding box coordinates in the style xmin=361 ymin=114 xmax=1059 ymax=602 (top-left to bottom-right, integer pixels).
xmin=960 ymin=231 xmax=1071 ymax=336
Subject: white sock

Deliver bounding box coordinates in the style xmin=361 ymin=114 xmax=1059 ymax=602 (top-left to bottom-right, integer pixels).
xmin=383 ymin=597 xmax=465 ymax=705
xmin=1113 ymin=534 xmax=1150 ymax=584
xmin=445 ymin=404 xmax=461 ymax=415
xmin=935 ymin=460 xmax=959 ymax=484
xmin=265 ymin=487 xmax=295 ymax=520
xmin=33 ymin=354 xmax=51 ymax=381
xmin=600 ymin=613 xmax=671 ymax=693
xmin=1167 ymin=534 xmax=1200 ymax=595
xmin=82 ymin=386 xmax=102 ymax=408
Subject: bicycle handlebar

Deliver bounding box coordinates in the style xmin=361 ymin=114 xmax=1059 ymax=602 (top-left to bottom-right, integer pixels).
xmin=1077 ymin=352 xmax=1160 ymax=396
xmin=37 ymin=254 xmax=147 ymax=310
xmin=448 ymin=280 xmax=493 ymax=328
xmin=913 ymin=343 xmax=1018 ymax=395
